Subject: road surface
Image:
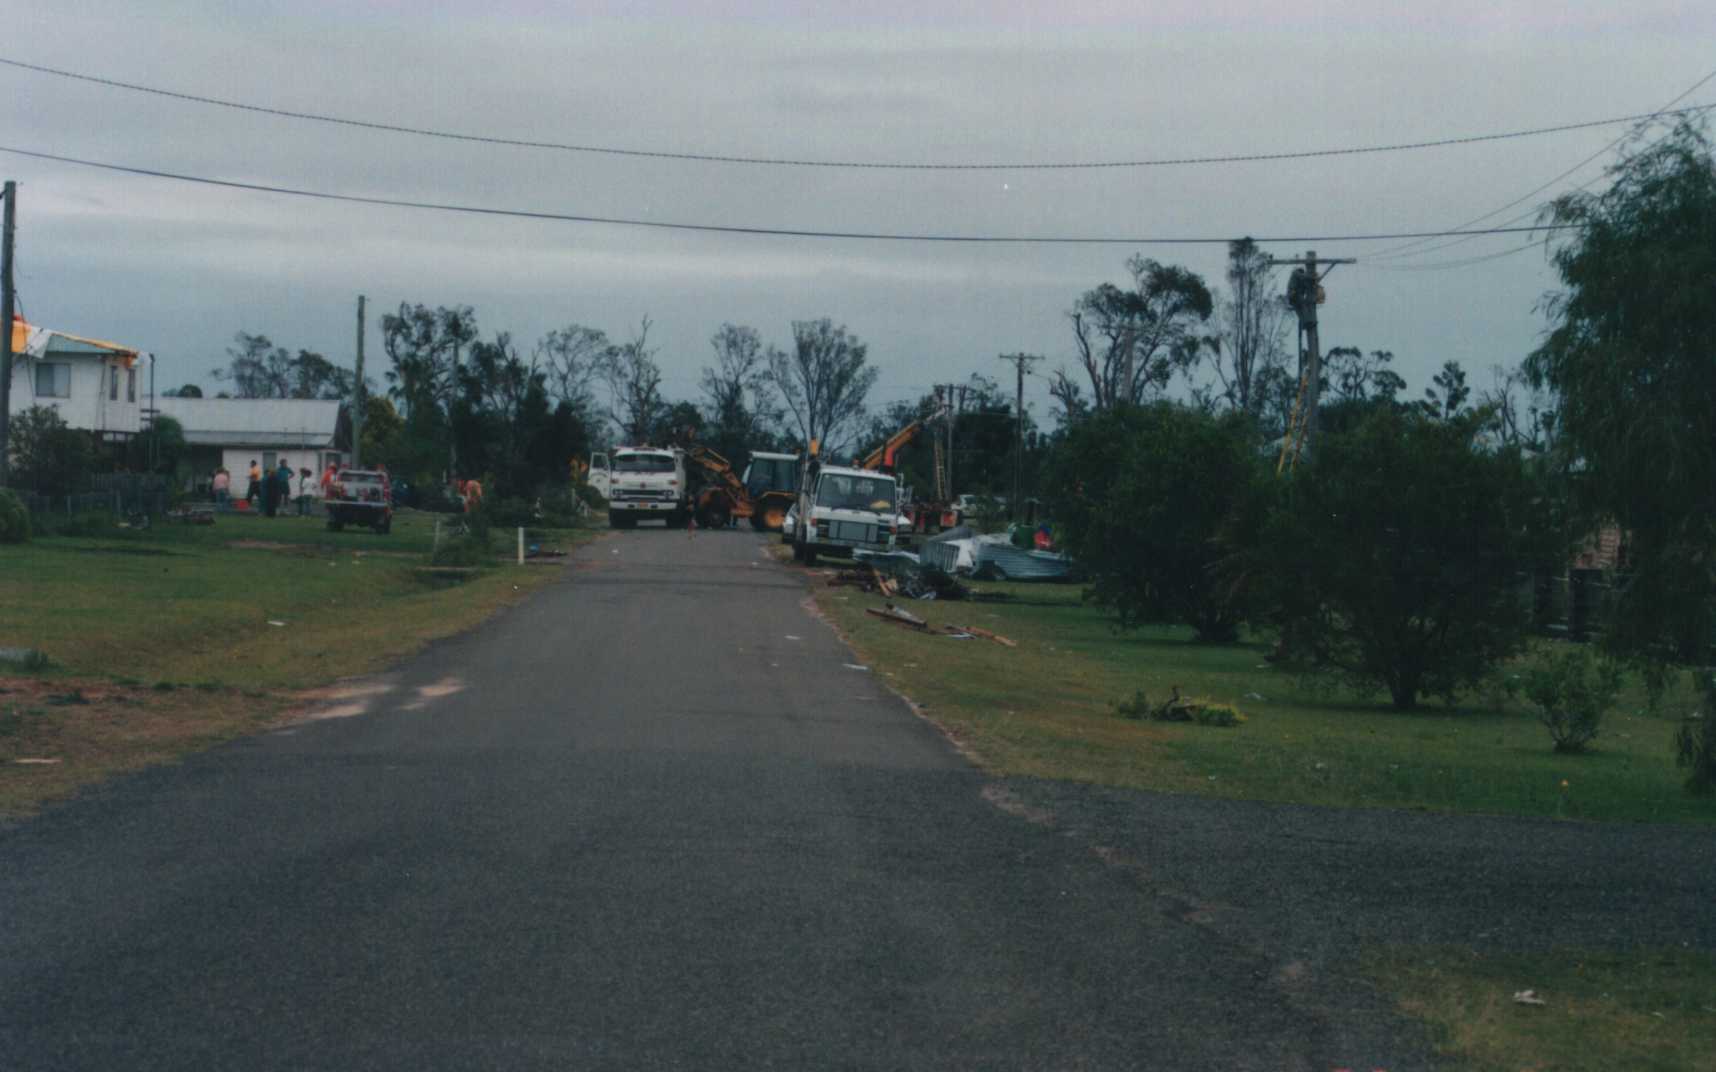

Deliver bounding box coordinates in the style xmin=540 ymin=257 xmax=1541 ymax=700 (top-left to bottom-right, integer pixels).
xmin=3 ymin=527 xmax=1430 ymax=1069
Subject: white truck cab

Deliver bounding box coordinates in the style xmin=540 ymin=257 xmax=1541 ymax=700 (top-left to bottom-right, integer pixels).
xmin=604 ymin=447 xmax=689 ymax=528
xmin=791 ymin=463 xmax=900 ymax=565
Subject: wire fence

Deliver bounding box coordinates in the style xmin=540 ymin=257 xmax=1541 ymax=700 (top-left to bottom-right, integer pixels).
xmin=16 ymin=473 xmax=172 ymax=521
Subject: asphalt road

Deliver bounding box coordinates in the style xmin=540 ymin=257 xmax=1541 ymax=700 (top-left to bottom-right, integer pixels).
xmin=3 ymin=527 xmax=1432 ymax=1070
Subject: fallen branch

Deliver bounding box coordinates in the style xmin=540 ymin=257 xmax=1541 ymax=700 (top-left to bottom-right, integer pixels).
xmin=866 ymin=604 xmax=928 ymax=630
xmin=947 ymin=624 xmax=1017 ymax=647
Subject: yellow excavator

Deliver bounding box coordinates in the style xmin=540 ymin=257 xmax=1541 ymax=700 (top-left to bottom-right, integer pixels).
xmin=685 ymin=445 xmax=800 ymax=530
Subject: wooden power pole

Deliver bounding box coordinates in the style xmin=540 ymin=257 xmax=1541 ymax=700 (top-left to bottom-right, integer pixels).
xmin=351 ymin=295 xmax=366 ymax=468
xmin=1268 ymin=249 xmax=1353 ymax=463
xmin=0 ymin=182 xmax=15 ymax=487
xmin=997 ymin=353 xmax=1041 ymax=517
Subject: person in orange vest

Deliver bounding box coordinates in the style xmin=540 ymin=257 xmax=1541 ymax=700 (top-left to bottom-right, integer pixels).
xmin=246 ymin=460 xmax=262 ymax=505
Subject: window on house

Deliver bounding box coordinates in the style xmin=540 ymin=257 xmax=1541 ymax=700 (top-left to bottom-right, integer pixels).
xmin=127 ymin=367 xmax=137 ymax=402
xmin=109 ymin=366 xmax=119 ymax=401
xmin=35 ymin=362 xmax=70 ymax=398
xmin=262 ymin=452 xmax=277 ymax=471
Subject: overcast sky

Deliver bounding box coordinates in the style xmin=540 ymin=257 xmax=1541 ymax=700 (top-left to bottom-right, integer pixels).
xmin=4 ymin=1 xmax=1713 ymax=424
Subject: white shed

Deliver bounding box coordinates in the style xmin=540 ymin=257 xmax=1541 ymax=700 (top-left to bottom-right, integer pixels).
xmin=154 ymin=397 xmax=347 ymax=498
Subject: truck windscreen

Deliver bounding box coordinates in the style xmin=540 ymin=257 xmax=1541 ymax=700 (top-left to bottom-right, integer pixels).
xmin=613 ymin=454 xmax=675 ymax=473
xmin=815 ymin=474 xmax=896 ymax=513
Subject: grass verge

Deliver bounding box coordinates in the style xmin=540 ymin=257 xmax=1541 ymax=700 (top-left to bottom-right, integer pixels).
xmin=804 ymin=567 xmax=1712 ymax=823
xmin=1365 ymin=946 xmax=1716 ymax=1072
xmin=0 ymin=510 xmax=599 ymax=816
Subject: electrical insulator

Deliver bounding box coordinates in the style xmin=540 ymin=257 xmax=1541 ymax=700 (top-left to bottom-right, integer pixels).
xmin=1315 ymin=285 xmax=1326 ymax=305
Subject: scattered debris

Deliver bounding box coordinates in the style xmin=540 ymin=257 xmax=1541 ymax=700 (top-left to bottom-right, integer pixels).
xmin=784 ymin=635 xmax=803 ymax=641
xmin=266 ymin=620 xmax=287 ymax=627
xmin=943 ymin=624 xmax=1016 ymax=647
xmin=14 ymin=757 xmax=62 ymax=765
xmin=843 ymin=663 xmax=871 ymax=672
xmin=866 ymin=604 xmax=929 ymax=630
xmin=1244 ymin=691 xmax=1267 ymax=701
xmin=1512 ymin=989 xmax=1547 ymax=1007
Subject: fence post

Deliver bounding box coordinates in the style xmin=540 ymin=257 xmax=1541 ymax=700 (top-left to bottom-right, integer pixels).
xmin=516 ymin=526 xmax=524 ymax=565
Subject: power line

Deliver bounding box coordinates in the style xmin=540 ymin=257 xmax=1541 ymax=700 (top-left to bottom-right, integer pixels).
xmin=0 ymin=142 xmax=1577 ymax=245
xmin=1364 ymin=66 xmax=1716 ymax=260
xmin=2 ymin=53 xmax=1712 ymax=172
xmin=1370 ymin=238 xmax=1547 ymax=272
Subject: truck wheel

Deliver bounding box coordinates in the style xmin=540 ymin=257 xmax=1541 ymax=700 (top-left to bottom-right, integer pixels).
xmin=609 ymin=512 xmax=630 ymax=529
xmin=799 ymin=538 xmax=817 ymax=566
xmin=700 ymin=503 xmax=730 ymax=529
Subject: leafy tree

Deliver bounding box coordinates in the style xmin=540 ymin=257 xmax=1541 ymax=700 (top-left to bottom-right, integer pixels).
xmin=211 ymin=334 xmax=356 ymax=400
xmin=1207 ymin=238 xmax=1291 ymax=416
xmin=1051 ymin=404 xmax=1257 ymax=642
xmin=1418 ymin=360 xmax=1472 ymax=421
xmin=164 ymin=383 xmax=203 ymax=398
xmin=1253 ymin=407 xmax=1554 ymax=709
xmin=383 ymin=304 xmax=476 ymax=422
xmin=1051 ymin=255 xmax=1214 ymax=417
xmin=1322 ymin=347 xmax=1407 ymax=406
xmin=534 ymin=324 xmax=608 ymax=423
xmin=128 ymin=415 xmax=186 ymax=474
xmin=700 ymin=323 xmax=782 ymax=464
xmin=768 ymin=318 xmax=877 ymax=453
xmin=6 ymin=405 xmax=98 ymax=494
xmin=1523 ymin=118 xmax=1716 ymax=789
xmin=596 ymin=317 xmax=668 ymax=444
xmin=359 ymin=396 xmax=404 ymax=467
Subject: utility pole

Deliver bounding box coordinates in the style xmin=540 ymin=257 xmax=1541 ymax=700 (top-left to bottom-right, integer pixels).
xmin=352 ymin=295 xmax=366 ymax=468
xmin=0 ymin=182 xmax=15 ymax=487
xmin=449 ymin=312 xmax=462 ymax=482
xmin=1268 ymin=249 xmax=1353 ymax=460
xmin=997 ymin=353 xmax=1041 ymax=517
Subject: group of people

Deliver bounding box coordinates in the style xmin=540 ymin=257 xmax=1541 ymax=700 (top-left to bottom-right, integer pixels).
xmin=210 ymin=460 xmax=343 ymax=518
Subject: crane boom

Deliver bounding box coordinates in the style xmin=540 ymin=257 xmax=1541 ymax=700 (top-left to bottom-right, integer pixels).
xmin=860 ymin=406 xmax=948 ymax=472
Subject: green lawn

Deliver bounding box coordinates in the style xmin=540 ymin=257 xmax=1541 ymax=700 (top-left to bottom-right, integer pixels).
xmin=1366 ymin=946 xmax=1716 ymax=1072
xmin=813 ymin=577 xmax=1712 ymax=824
xmin=0 ymin=510 xmax=599 ymax=814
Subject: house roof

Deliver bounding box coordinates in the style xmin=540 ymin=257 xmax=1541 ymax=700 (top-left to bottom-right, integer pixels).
xmin=154 ymin=397 xmax=343 ymax=448
xmin=12 ymin=314 xmax=144 ymax=366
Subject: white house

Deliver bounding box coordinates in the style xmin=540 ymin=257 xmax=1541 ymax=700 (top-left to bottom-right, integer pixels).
xmin=154 ymin=397 xmax=348 ymax=498
xmin=6 ymin=316 xmax=152 ymax=439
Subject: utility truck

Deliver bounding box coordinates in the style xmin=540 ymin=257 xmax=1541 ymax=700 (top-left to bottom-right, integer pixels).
xmin=790 ymin=454 xmax=901 ymax=565
xmin=599 ymin=446 xmax=689 ymax=528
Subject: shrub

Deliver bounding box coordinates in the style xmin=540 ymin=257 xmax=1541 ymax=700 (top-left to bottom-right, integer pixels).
xmin=0 ymin=489 xmax=29 ymax=543
xmin=1194 ymin=703 xmax=1247 ymax=728
xmin=42 ymin=511 xmax=119 ymax=538
xmin=1250 ymin=407 xmax=1557 ymax=709
xmin=1111 ymin=688 xmax=1245 ymax=727
xmin=1677 ymin=672 xmax=1716 ymax=795
xmin=1522 ymin=646 xmax=1622 ymax=754
xmin=484 ymin=497 xmax=540 ymax=529
xmin=1049 ymin=404 xmax=1261 ymax=642
xmin=575 ymin=482 xmax=607 ymax=511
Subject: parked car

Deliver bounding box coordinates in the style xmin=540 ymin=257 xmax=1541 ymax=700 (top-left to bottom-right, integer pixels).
xmin=325 ymin=468 xmax=394 ymax=534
